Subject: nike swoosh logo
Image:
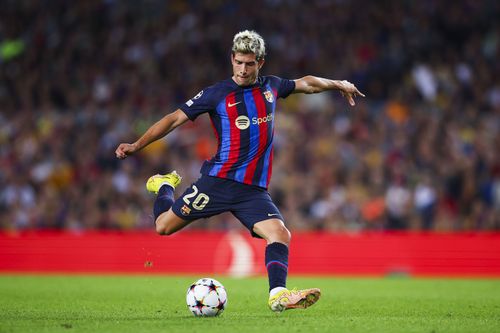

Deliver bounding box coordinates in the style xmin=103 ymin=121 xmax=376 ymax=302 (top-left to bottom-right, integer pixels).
xmin=228 ymin=101 xmax=241 ymax=107
xmin=267 ymin=213 xmax=279 ymax=217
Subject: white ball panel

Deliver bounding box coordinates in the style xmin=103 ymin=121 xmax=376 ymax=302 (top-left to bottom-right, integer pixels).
xmin=186 ymin=291 xmax=197 ymax=306
xmin=201 ymin=306 xmax=218 ymax=317
xmin=189 ymin=306 xmax=202 ymax=316
xmin=202 ymin=290 xmax=219 ymax=307
xmin=193 ymin=285 xmax=210 ymax=299
xmin=217 ymin=288 xmax=227 ymax=304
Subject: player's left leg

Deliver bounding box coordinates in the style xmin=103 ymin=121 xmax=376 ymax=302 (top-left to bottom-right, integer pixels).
xmin=157 ymin=174 xmax=235 ymax=235
xmin=155 ymin=209 xmax=191 ymax=235
xmin=253 ymin=219 xmax=321 ymax=312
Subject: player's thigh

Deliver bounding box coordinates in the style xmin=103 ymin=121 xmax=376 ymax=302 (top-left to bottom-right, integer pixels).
xmin=171 ymin=175 xmax=231 ymax=222
xmin=252 ymin=218 xmax=291 ymax=245
xmin=231 ymin=188 xmax=287 ymax=240
xmin=155 ymin=209 xmax=191 ymax=235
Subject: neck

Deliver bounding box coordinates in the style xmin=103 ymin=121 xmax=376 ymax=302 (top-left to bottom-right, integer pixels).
xmin=232 ymin=75 xmax=258 ymax=87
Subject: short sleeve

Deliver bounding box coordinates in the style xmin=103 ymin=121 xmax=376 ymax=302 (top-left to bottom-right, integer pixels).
xmin=179 ymin=88 xmax=214 ymax=121
xmin=273 ymin=76 xmax=296 ymax=99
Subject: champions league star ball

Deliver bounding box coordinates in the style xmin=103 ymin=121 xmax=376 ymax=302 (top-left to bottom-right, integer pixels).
xmin=186 ymin=278 xmax=227 ymax=317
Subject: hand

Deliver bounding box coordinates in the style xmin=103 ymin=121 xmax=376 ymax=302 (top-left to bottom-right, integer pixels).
xmin=338 ymin=80 xmax=365 ymax=106
xmin=115 ymin=143 xmax=138 ymax=159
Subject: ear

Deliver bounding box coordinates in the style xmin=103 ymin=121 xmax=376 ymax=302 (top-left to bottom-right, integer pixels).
xmin=258 ymin=58 xmax=265 ymax=69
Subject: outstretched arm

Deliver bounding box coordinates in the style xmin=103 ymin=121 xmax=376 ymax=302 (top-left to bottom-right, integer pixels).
xmin=294 ymin=76 xmax=365 ymax=106
xmin=115 ymin=109 xmax=189 ymax=159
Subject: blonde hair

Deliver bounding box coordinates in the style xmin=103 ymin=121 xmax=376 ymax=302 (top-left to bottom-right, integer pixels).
xmin=232 ymin=30 xmax=266 ymax=60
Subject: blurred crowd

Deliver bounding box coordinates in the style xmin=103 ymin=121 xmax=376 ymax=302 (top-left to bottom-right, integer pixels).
xmin=1 ymin=0 xmax=499 ymax=232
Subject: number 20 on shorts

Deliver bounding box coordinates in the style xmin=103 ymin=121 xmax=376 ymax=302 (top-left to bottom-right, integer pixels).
xmin=182 ymin=185 xmax=210 ymax=210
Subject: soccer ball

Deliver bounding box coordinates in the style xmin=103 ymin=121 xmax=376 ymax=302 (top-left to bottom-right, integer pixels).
xmin=186 ymin=278 xmax=227 ymax=317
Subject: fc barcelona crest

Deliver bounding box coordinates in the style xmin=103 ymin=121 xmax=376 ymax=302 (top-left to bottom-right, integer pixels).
xmin=264 ymin=90 xmax=274 ymax=103
xmin=181 ymin=204 xmax=191 ymax=216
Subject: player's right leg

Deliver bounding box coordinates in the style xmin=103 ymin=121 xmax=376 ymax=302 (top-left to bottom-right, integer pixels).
xmin=253 ymin=219 xmax=322 ymax=312
xmin=230 ymin=182 xmax=322 ymax=313
xmin=268 ymin=287 xmax=321 ymax=312
xmin=146 ymin=171 xmax=191 ymax=235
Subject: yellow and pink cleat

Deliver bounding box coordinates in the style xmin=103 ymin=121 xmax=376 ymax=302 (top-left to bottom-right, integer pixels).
xmin=146 ymin=171 xmax=182 ymax=194
xmin=268 ymin=288 xmax=321 ymax=312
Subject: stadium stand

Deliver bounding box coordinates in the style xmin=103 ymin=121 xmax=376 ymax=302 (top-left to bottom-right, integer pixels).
xmin=0 ymin=0 xmax=498 ymax=231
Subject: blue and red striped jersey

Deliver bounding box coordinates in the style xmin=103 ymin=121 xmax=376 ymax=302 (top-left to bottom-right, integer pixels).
xmin=179 ymin=75 xmax=295 ymax=188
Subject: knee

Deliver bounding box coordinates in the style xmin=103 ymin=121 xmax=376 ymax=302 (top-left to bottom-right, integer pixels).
xmin=155 ymin=220 xmax=174 ymax=236
xmin=278 ymin=226 xmax=291 ymax=245
xmin=272 ymin=223 xmax=291 ymax=242
xmin=254 ymin=220 xmax=291 ymax=245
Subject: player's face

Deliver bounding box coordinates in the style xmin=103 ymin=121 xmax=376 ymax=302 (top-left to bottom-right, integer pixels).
xmin=231 ymin=52 xmax=265 ymax=86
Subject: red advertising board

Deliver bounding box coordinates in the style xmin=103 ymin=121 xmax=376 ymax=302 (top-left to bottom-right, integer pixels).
xmin=1 ymin=231 xmax=499 ymax=277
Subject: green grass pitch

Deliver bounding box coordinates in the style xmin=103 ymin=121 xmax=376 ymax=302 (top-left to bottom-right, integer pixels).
xmin=0 ymin=275 xmax=499 ymax=333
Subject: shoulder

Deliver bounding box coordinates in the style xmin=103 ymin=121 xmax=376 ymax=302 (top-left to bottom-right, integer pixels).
xmin=261 ymin=75 xmax=294 ymax=88
xmin=212 ymin=78 xmax=237 ymax=93
xmin=205 ymin=79 xmax=238 ymax=100
xmin=182 ymin=79 xmax=237 ymax=115
xmin=260 ymin=75 xmax=282 ymax=85
xmin=186 ymin=80 xmax=229 ymax=104
xmin=260 ymin=76 xmax=296 ymax=98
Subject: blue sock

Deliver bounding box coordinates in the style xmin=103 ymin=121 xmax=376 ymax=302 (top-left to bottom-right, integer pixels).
xmin=153 ymin=185 xmax=174 ymax=220
xmin=265 ymin=242 xmax=289 ymax=291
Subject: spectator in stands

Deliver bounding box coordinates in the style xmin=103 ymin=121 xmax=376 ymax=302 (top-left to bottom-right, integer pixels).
xmin=0 ymin=0 xmax=498 ymax=231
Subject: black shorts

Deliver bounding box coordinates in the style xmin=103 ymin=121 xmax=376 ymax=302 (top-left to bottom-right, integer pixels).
xmin=171 ymin=175 xmax=283 ymax=237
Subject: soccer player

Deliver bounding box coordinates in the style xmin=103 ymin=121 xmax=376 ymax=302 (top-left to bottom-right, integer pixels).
xmin=115 ymin=30 xmax=364 ymax=312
